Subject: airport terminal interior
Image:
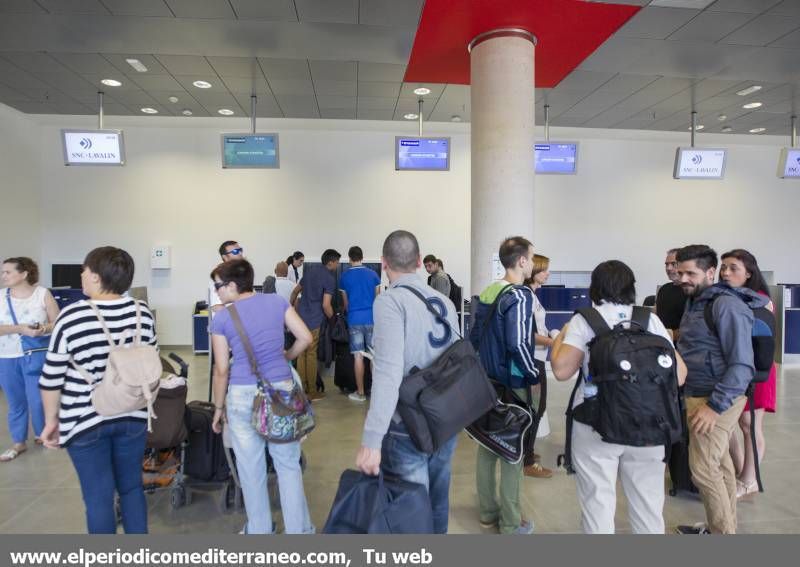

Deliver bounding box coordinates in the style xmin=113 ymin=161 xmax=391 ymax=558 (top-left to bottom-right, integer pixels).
xmin=2 ymin=0 xmax=800 ymax=534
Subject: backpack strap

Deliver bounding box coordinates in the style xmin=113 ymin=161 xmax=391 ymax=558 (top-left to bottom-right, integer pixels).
xmin=630 ymin=305 xmax=651 ymax=331
xmin=397 ymin=285 xmax=463 ymax=340
xmin=575 ymin=306 xmax=611 ymax=337
xmin=557 ymin=373 xmax=583 ymax=475
xmin=703 ymin=296 xmax=718 ymax=335
xmin=85 ymin=301 xmax=120 ymax=348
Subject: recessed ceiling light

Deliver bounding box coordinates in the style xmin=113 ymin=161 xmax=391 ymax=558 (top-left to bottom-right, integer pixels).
xmin=717 ymin=114 xmax=727 ymax=121
xmin=168 ymin=96 xmax=179 ymax=103
xmin=743 ymin=102 xmax=762 ymax=109
xmin=688 ymin=125 xmax=705 ymax=131
xmin=193 ymin=80 xmax=212 ymax=89
xmin=126 ymin=58 xmax=148 ymax=73
xmin=141 ymin=107 xmax=158 ymax=114
xmin=218 ymin=108 xmax=234 ymax=116
xmin=451 ymin=115 xmax=462 ymax=122
xmin=413 ymin=87 xmax=431 ymax=96
xmin=100 ymin=79 xmax=121 ymax=87
xmin=736 ymin=85 xmax=762 ymax=96
xmin=721 ymin=126 xmax=733 ymax=133
xmin=404 ymin=113 xmax=419 ymax=120
xmin=749 ymin=127 xmax=766 ymax=134
xmin=182 ymin=109 xmax=193 ymax=116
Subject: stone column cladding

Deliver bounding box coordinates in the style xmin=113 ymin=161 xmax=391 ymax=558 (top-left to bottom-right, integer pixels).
xmin=470 ymin=32 xmax=536 ymax=293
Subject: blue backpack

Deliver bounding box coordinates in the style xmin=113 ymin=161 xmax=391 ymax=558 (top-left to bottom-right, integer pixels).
xmin=703 ymin=292 xmax=775 ymax=383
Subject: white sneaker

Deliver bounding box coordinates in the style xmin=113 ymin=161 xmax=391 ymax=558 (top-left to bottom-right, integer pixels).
xmin=348 ymin=392 xmax=367 ymax=402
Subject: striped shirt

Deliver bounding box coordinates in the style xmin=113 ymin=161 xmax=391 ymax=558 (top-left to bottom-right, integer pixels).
xmin=39 ymin=298 xmax=158 ymax=447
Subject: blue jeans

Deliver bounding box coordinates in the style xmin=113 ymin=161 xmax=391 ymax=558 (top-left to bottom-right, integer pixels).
xmin=0 ymin=354 xmax=46 ymax=443
xmin=226 ymin=384 xmax=315 ymax=534
xmin=66 ymin=420 xmax=148 ymax=534
xmin=381 ymin=421 xmax=458 ymax=534
xmin=348 ymin=324 xmax=374 ymax=354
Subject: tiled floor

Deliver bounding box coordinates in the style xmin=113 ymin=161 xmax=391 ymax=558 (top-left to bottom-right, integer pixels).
xmin=1 ymin=346 xmax=798 ymax=534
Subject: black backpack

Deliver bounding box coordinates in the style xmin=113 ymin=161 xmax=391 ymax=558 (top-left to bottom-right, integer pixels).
xmin=559 ymin=306 xmax=682 ymax=473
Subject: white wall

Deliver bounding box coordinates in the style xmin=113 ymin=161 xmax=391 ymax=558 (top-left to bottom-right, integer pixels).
xmin=34 ymin=115 xmax=470 ymax=344
xmin=7 ymin=106 xmax=800 ymax=344
xmin=0 ymin=103 xmax=41 ymax=262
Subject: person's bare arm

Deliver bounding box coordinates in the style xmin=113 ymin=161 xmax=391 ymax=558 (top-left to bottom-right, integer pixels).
xmin=211 ymin=334 xmax=231 ymax=433
xmin=322 ymin=293 xmax=334 ymax=319
xmin=289 ymin=284 xmax=302 ymax=306
xmin=550 ymin=324 xmax=584 ymax=381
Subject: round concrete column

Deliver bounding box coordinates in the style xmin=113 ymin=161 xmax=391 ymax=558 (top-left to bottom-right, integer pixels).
xmin=470 ymin=30 xmax=536 ymax=293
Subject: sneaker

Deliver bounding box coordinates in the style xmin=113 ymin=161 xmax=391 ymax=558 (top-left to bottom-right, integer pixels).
xmin=512 ymin=519 xmax=535 ymax=535
xmin=348 ymin=392 xmax=367 ymax=402
xmin=675 ymin=523 xmax=710 ymax=535
xmin=308 ymin=392 xmax=326 ymax=402
xmin=524 ymin=463 xmax=553 ymax=478
xmin=479 ymin=518 xmax=498 ymax=530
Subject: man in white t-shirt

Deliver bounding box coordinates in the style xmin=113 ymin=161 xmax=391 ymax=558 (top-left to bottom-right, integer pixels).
xmin=551 ymin=260 xmax=686 ymax=534
xmin=273 ymin=261 xmax=295 ymax=303
xmin=209 ymin=241 xmax=245 ymax=314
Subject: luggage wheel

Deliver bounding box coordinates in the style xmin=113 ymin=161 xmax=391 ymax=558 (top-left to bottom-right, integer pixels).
xmin=170 ymin=485 xmax=189 ymax=509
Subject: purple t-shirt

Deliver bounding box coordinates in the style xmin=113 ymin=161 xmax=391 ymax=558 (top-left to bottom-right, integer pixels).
xmin=210 ymin=294 xmax=292 ymax=385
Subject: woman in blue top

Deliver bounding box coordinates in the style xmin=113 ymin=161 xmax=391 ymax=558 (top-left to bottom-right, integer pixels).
xmin=209 ymin=259 xmax=315 ymax=534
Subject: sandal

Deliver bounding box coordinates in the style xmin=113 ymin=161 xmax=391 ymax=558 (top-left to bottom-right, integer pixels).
xmin=736 ymin=479 xmax=758 ymax=499
xmin=0 ymin=445 xmax=27 ymax=462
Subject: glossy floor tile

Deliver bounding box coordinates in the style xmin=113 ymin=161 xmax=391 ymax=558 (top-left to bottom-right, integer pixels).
xmin=1 ymin=346 xmax=798 ymax=534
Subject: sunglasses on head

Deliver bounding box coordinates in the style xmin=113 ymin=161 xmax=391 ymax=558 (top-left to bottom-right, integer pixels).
xmin=226 ymin=247 xmax=243 ymax=256
xmin=213 ymin=281 xmax=229 ymax=290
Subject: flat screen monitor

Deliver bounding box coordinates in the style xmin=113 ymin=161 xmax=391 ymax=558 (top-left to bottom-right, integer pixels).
xmin=673 ymin=147 xmax=727 ymax=179
xmin=61 ymin=129 xmax=125 ymax=166
xmin=777 ymin=147 xmax=800 ymax=179
xmin=221 ymin=133 xmax=279 ymax=169
xmin=52 ymin=264 xmax=83 ymax=288
xmin=535 ymin=142 xmax=578 ymax=174
xmin=395 ymin=137 xmax=450 ymax=171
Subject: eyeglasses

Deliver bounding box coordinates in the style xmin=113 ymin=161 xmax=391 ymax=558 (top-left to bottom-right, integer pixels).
xmin=226 ymin=248 xmax=243 ymax=256
xmin=213 ymin=281 xmax=229 ymax=290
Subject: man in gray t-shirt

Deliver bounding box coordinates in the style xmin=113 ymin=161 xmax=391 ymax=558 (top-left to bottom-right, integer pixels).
xmin=424 ymin=254 xmax=451 ymax=297
xmin=356 ymin=231 xmax=459 ymax=534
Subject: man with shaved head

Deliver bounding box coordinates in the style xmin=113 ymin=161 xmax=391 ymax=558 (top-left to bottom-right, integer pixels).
xmin=356 ymin=229 xmax=460 ymax=534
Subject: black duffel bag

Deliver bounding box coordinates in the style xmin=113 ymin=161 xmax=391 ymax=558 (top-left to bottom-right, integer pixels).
xmin=466 ymin=380 xmax=537 ymax=464
xmin=395 ymin=286 xmax=498 ymax=454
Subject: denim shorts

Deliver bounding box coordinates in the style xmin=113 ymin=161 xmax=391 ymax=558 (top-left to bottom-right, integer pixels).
xmin=348 ymin=324 xmax=374 ymax=354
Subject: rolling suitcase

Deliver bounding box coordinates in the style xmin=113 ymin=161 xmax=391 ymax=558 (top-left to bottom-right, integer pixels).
xmin=184 ymin=401 xmax=230 ymax=482
xmin=333 ymin=342 xmax=372 ymax=394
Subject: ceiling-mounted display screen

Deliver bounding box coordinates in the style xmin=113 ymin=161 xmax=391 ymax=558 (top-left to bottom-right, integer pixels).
xmin=221 ymin=133 xmax=279 ymax=169
xmin=61 ymin=129 xmax=125 ymax=166
xmin=778 ymin=148 xmax=800 ymax=179
xmin=535 ymin=142 xmax=578 ymax=174
xmin=395 ymin=137 xmax=450 ymax=171
xmin=673 ymin=147 xmax=727 ymax=180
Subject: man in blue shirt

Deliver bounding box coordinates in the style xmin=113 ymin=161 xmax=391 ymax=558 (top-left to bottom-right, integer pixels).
xmin=291 ymin=249 xmax=340 ymax=400
xmin=339 ymin=246 xmax=381 ymax=402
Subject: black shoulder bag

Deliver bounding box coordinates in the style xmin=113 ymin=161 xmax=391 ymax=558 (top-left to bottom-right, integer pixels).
xmin=394 ymin=285 xmax=498 ymax=454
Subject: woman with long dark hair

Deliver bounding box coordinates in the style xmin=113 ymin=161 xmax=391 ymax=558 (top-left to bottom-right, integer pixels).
xmin=719 ymin=249 xmax=776 ymax=498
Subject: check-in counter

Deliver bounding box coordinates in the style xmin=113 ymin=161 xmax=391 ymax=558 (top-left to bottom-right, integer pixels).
xmin=778 ymin=284 xmax=800 ymax=365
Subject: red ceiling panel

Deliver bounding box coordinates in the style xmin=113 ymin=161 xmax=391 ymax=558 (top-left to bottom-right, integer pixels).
xmin=404 ymin=0 xmax=641 ymax=88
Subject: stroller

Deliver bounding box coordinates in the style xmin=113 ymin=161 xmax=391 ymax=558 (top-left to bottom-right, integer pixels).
xmin=140 ymin=353 xmax=193 ymax=510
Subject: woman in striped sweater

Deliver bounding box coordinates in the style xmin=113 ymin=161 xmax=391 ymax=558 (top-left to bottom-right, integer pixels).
xmin=39 ymin=247 xmax=157 ymax=534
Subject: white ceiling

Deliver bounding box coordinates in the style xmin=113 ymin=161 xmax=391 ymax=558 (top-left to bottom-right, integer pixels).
xmin=0 ymin=0 xmax=797 ymax=136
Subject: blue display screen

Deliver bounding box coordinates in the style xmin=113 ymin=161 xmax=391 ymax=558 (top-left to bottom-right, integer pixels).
xmin=535 ymin=142 xmax=578 ymax=174
xmin=396 ymin=137 xmax=450 ymax=171
xmin=222 ymin=134 xmax=279 ymax=168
